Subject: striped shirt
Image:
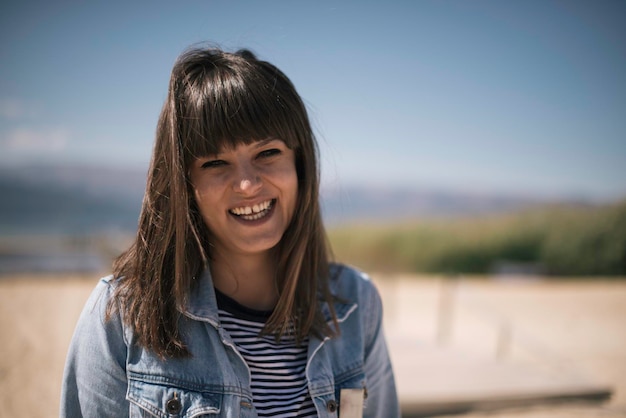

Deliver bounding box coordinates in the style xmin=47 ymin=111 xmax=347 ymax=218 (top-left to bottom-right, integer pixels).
xmin=215 ymin=288 xmax=317 ymax=417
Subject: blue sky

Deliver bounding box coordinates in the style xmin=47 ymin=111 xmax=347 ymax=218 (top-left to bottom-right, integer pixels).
xmin=1 ymin=0 xmax=625 ymax=200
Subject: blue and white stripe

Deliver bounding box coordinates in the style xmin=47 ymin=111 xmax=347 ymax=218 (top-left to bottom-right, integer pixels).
xmin=218 ymin=310 xmax=317 ymax=417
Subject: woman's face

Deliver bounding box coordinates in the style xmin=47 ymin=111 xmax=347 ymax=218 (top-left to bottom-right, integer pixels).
xmin=189 ymin=138 xmax=298 ymax=259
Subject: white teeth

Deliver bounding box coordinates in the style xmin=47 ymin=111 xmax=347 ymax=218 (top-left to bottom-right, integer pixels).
xmin=230 ymin=200 xmax=272 ymax=219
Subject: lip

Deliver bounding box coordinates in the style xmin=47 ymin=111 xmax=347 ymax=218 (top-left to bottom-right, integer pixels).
xmin=228 ymin=198 xmax=276 ymax=225
xmin=228 ymin=198 xmax=274 ymax=216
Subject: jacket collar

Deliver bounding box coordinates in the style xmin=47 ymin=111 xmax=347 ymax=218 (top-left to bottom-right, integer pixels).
xmin=182 ymin=268 xmax=221 ymax=325
xmin=182 ymin=267 xmax=358 ymax=327
xmin=320 ymin=296 xmax=357 ymax=325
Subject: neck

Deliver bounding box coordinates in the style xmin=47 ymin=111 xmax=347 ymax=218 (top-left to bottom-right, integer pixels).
xmin=209 ymin=249 xmax=279 ymax=311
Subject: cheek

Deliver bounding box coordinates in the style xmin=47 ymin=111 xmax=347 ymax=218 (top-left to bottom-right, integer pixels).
xmin=284 ymin=171 xmax=299 ymax=216
xmin=194 ymin=188 xmax=218 ymax=222
xmin=193 ymin=188 xmax=205 ymax=210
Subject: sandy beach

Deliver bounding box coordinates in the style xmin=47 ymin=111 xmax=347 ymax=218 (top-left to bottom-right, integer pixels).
xmin=1 ymin=273 xmax=625 ymax=417
xmin=377 ymin=275 xmax=626 ymax=417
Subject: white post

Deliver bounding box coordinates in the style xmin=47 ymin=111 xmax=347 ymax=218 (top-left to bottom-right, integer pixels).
xmin=436 ymin=275 xmax=457 ymax=346
xmin=496 ymin=320 xmax=512 ymax=360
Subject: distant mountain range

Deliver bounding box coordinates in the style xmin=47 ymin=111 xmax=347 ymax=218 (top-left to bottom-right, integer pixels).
xmin=0 ymin=165 xmax=146 ymax=236
xmin=0 ymin=164 xmax=600 ymax=236
xmin=1 ymin=164 xmax=611 ymax=274
xmin=321 ymin=186 xmax=571 ymax=226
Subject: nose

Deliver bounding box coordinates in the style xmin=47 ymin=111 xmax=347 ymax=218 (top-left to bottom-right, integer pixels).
xmin=233 ymin=163 xmax=262 ymax=195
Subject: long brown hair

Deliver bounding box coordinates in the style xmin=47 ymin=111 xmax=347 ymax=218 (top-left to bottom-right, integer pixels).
xmin=109 ymin=46 xmax=337 ymax=358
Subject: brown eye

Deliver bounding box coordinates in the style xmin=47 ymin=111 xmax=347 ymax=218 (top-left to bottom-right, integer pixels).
xmin=258 ymin=148 xmax=281 ymax=159
xmin=201 ymin=159 xmax=227 ymax=169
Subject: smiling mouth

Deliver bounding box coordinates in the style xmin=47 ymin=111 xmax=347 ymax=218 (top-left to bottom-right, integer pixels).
xmin=229 ymin=199 xmax=275 ymax=221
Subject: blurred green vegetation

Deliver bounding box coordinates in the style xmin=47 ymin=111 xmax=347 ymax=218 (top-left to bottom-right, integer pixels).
xmin=328 ymin=200 xmax=626 ymax=277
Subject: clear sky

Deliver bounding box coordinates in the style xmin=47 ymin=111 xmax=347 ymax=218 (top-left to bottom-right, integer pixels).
xmin=1 ymin=0 xmax=625 ymax=200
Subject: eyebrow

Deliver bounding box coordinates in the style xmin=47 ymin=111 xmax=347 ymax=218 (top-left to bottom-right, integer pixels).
xmin=200 ymin=138 xmax=282 ymax=160
xmin=253 ymin=138 xmax=280 ymax=148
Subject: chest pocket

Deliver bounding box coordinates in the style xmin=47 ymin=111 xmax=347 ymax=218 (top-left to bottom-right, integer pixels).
xmin=127 ymin=377 xmax=221 ymax=418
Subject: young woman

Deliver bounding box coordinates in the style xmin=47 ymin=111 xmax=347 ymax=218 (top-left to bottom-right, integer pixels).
xmin=61 ymin=46 xmax=399 ymax=417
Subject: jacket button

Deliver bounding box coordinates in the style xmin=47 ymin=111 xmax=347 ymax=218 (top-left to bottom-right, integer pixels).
xmin=326 ymin=399 xmax=338 ymax=413
xmin=166 ymin=397 xmax=182 ymax=414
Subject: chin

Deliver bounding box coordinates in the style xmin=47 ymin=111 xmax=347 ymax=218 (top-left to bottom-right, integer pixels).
xmin=235 ymin=237 xmax=283 ymax=255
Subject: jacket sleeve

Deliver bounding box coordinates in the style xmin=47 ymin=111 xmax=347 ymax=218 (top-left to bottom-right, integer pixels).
xmin=362 ymin=278 xmax=401 ymax=418
xmin=60 ymin=278 xmax=130 ymax=418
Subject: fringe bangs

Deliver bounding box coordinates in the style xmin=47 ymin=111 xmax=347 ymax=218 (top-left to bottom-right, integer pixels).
xmin=177 ymin=52 xmax=303 ymax=164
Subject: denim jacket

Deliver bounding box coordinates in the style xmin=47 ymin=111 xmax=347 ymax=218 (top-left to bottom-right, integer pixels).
xmin=60 ymin=264 xmax=400 ymax=417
